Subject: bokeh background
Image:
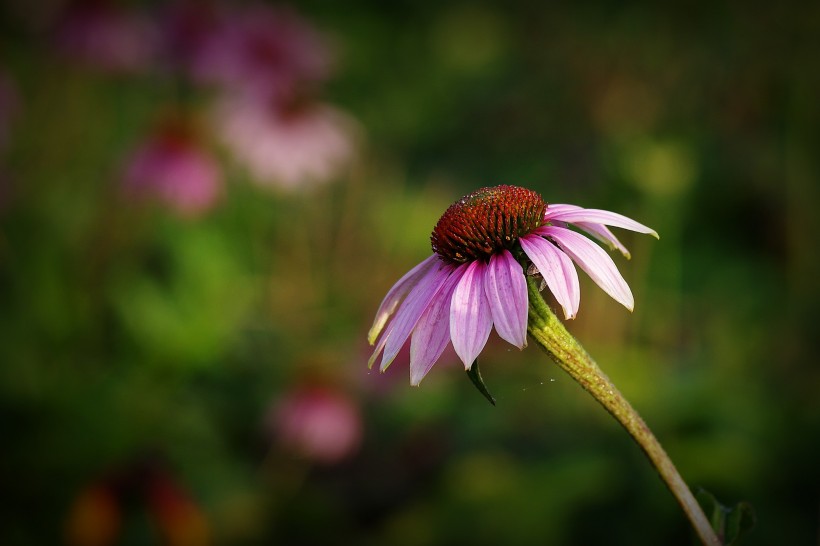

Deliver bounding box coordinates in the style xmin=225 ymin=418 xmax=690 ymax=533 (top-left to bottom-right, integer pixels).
xmin=1 ymin=0 xmax=818 ymax=544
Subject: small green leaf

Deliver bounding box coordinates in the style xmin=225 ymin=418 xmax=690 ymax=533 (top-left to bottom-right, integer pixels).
xmin=696 ymin=489 xmax=756 ymax=545
xmin=466 ymin=359 xmax=496 ymax=406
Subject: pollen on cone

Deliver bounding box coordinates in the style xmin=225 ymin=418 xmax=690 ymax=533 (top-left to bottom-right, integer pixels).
xmin=430 ymin=185 xmax=546 ymax=264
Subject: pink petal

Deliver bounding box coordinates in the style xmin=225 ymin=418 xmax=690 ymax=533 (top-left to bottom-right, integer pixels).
xmin=520 ymin=234 xmax=580 ymax=319
xmin=484 ymin=250 xmax=527 ymax=348
xmin=369 ymin=264 xmax=451 ymax=371
xmin=574 ymin=222 xmax=631 ymax=259
xmin=409 ymin=266 xmax=465 ymax=385
xmin=368 ymin=254 xmax=440 ymax=344
xmin=450 ymin=260 xmax=493 ymax=369
xmin=543 ymin=226 xmax=635 ymax=311
xmin=546 ymin=208 xmax=658 ymax=238
xmin=543 ymin=203 xmax=582 ymax=219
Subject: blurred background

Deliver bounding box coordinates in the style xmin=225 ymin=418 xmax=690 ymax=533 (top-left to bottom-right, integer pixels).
xmin=1 ymin=0 xmax=818 ymax=544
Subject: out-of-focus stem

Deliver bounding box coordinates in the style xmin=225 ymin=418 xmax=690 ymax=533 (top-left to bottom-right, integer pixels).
xmin=525 ymin=277 xmax=721 ymax=546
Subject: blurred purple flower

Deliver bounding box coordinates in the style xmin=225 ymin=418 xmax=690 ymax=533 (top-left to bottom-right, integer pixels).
xmin=189 ymin=3 xmax=330 ymax=102
xmin=268 ymin=385 xmax=363 ymax=465
xmin=214 ymin=97 xmax=356 ymax=191
xmin=368 ymin=185 xmax=658 ymax=385
xmin=158 ymin=1 xmax=219 ymax=71
xmin=53 ymin=0 xmax=158 ymax=73
xmin=122 ymin=124 xmax=222 ymax=217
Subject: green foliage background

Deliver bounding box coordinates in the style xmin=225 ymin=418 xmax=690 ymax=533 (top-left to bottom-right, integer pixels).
xmin=1 ymin=1 xmax=818 ymax=544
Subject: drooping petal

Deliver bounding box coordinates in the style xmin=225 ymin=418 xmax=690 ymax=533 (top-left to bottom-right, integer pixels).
xmin=543 ymin=226 xmax=634 ymax=311
xmin=520 ymin=234 xmax=580 ymax=319
xmin=369 ymin=264 xmax=451 ymax=371
xmin=368 ymin=254 xmax=440 ymax=344
xmin=409 ymin=266 xmax=465 ymax=385
xmin=574 ymin=222 xmax=631 ymax=259
xmin=546 ymin=208 xmax=659 ymax=238
xmin=450 ymin=260 xmax=493 ymax=369
xmin=380 ymin=265 xmax=452 ymax=371
xmin=484 ymin=250 xmax=527 ymax=348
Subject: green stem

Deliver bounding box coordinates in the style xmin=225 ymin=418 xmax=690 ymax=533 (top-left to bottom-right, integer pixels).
xmin=526 ymin=277 xmax=721 ymax=546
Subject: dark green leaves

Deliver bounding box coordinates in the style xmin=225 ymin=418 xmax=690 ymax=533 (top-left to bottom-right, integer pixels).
xmin=697 ymin=489 xmax=756 ymax=545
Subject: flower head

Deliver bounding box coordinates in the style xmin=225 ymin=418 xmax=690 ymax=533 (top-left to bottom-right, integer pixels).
xmin=268 ymin=385 xmax=363 ymax=465
xmin=214 ymin=97 xmax=356 ymax=191
xmin=53 ymin=0 xmax=158 ymax=74
xmin=121 ymin=122 xmax=222 ymax=217
xmin=368 ymin=185 xmax=658 ymax=385
xmin=188 ymin=4 xmax=330 ymax=102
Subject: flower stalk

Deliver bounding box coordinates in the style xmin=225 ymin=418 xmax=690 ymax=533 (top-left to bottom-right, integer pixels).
xmin=525 ymin=276 xmax=721 ymax=546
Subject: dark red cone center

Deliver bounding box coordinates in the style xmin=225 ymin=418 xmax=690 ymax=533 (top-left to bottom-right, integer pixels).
xmin=431 ymin=185 xmax=547 ymax=264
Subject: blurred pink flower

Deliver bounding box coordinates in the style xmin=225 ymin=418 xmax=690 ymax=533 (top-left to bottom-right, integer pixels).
xmin=53 ymin=0 xmax=158 ymax=73
xmin=269 ymin=385 xmax=363 ymax=465
xmin=122 ymin=124 xmax=222 ymax=217
xmin=368 ymin=185 xmax=658 ymax=385
xmin=214 ymin=98 xmax=356 ymax=190
xmin=189 ymin=4 xmax=330 ymax=102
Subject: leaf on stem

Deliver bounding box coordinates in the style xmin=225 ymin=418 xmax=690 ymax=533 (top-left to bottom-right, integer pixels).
xmin=696 ymin=489 xmax=756 ymax=545
xmin=466 ymin=359 xmax=496 ymax=406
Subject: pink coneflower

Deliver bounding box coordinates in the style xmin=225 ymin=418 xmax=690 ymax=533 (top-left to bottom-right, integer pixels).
xmin=368 ymin=185 xmax=658 ymax=385
xmin=189 ymin=3 xmax=330 ymax=102
xmin=53 ymin=0 xmax=158 ymax=73
xmin=268 ymin=385 xmax=363 ymax=465
xmin=214 ymin=98 xmax=355 ymax=191
xmin=122 ymin=124 xmax=222 ymax=217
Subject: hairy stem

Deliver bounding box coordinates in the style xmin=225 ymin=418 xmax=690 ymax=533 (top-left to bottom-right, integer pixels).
xmin=526 ymin=277 xmax=721 ymax=546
